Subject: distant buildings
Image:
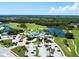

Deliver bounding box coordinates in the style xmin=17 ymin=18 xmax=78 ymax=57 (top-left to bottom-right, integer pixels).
xmin=68 ymin=23 xmax=79 ymax=29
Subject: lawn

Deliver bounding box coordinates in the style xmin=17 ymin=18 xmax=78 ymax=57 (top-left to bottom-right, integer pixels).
xmin=11 ymin=46 xmax=27 ymax=57
xmin=71 ymin=30 xmax=79 ymax=53
xmin=0 ymin=39 xmax=16 ymax=48
xmin=5 ymin=23 xmax=23 ymax=30
xmin=64 ymin=29 xmax=79 ymax=54
xmin=25 ymin=23 xmax=48 ymax=33
xmin=54 ymin=29 xmax=79 ymax=57
xmin=54 ymin=37 xmax=77 ymax=57
xmin=5 ymin=23 xmax=48 ymax=34
xmin=35 ymin=47 xmax=39 ymax=56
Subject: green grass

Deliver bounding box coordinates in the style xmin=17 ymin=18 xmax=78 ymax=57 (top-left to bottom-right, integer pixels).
xmin=36 ymin=47 xmax=39 ymax=56
xmin=55 ymin=29 xmax=79 ymax=57
xmin=5 ymin=23 xmax=48 ymax=33
xmin=71 ymin=30 xmax=79 ymax=53
xmin=5 ymin=23 xmax=23 ymax=30
xmin=25 ymin=23 xmax=48 ymax=33
xmin=0 ymin=39 xmax=14 ymax=48
xmin=63 ymin=29 xmax=79 ymax=54
xmin=54 ymin=37 xmax=77 ymax=57
xmin=11 ymin=46 xmax=27 ymax=57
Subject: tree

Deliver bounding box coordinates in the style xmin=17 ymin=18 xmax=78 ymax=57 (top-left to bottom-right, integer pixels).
xmin=65 ymin=32 xmax=74 ymax=39
xmin=53 ymin=32 xmax=58 ymax=37
xmin=20 ymin=23 xmax=26 ymax=28
xmin=63 ymin=40 xmax=69 ymax=47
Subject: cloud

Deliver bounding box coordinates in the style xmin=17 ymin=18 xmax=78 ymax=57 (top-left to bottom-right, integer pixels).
xmin=48 ymin=2 xmax=79 ymax=15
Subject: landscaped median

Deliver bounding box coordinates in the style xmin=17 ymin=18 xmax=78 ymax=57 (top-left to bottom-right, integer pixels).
xmin=35 ymin=47 xmax=39 ymax=56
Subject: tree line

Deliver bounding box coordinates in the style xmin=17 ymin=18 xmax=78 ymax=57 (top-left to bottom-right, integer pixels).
xmin=0 ymin=15 xmax=79 ymax=29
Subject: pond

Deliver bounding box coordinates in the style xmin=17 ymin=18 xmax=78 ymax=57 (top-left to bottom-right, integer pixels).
xmin=0 ymin=22 xmax=13 ymax=31
xmin=4 ymin=26 xmax=13 ymax=32
xmin=0 ymin=22 xmax=9 ymax=26
xmin=47 ymin=28 xmax=65 ymax=37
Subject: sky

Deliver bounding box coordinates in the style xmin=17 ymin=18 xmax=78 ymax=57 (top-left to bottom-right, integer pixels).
xmin=0 ymin=2 xmax=79 ymax=15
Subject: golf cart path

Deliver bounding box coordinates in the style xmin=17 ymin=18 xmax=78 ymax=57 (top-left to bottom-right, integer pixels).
xmin=72 ymin=40 xmax=79 ymax=56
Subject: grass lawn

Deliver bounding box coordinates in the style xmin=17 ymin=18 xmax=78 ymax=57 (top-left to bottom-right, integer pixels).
xmin=54 ymin=37 xmax=77 ymax=57
xmin=55 ymin=29 xmax=79 ymax=57
xmin=25 ymin=23 xmax=48 ymax=33
xmin=35 ymin=47 xmax=39 ymax=56
xmin=5 ymin=23 xmax=48 ymax=34
xmin=0 ymin=39 xmax=14 ymax=48
xmin=11 ymin=46 xmax=27 ymax=57
xmin=64 ymin=29 xmax=79 ymax=53
xmin=5 ymin=23 xmax=23 ymax=30
xmin=71 ymin=30 xmax=79 ymax=53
